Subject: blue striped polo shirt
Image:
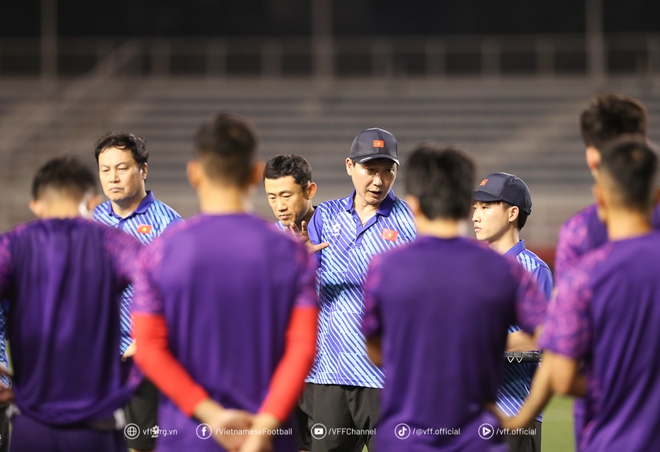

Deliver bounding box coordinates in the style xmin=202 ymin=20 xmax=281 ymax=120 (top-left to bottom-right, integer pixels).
xmin=0 ymin=301 xmax=9 ymax=386
xmin=498 ymin=240 xmax=553 ymax=419
xmin=307 ymin=190 xmax=416 ymax=388
xmin=93 ymin=191 xmax=182 ymax=353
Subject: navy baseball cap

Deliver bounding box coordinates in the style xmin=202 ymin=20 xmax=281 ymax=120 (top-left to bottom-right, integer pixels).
xmin=473 ymin=172 xmax=532 ymax=215
xmin=349 ymin=128 xmax=399 ymax=165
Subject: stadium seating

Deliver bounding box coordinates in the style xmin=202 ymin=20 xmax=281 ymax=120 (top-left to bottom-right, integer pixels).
xmin=1 ymin=76 xmax=660 ymax=249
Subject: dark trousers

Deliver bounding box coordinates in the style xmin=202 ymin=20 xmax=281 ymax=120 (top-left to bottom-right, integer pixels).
xmin=0 ymin=405 xmax=8 ymax=452
xmin=303 ymin=383 xmax=379 ymax=452
xmin=504 ymin=420 xmax=542 ymax=452
xmin=11 ymin=412 xmax=125 ymax=452
xmin=124 ymin=377 xmax=159 ymax=450
xmin=294 ymin=389 xmax=313 ymax=451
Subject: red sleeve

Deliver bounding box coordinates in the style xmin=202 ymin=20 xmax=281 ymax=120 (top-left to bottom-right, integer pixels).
xmin=133 ymin=313 xmax=209 ymax=417
xmin=258 ymin=306 xmax=318 ymax=422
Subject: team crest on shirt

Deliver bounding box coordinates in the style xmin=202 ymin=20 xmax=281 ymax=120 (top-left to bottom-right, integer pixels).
xmin=137 ymin=224 xmax=152 ymax=234
xmin=332 ymin=222 xmax=341 ymax=236
xmin=381 ymin=228 xmax=398 ymax=242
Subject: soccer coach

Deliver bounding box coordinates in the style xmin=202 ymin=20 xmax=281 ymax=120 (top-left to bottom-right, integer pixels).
xmin=303 ymin=128 xmax=416 ymax=451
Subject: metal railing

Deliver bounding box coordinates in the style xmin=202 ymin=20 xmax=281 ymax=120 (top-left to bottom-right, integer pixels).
xmin=0 ymin=33 xmax=659 ymax=79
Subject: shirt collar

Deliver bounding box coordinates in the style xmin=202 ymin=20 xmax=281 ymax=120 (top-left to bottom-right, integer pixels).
xmin=505 ymin=239 xmax=527 ymax=258
xmin=106 ymin=191 xmax=155 ymax=219
xmin=344 ymin=190 xmax=396 ymax=217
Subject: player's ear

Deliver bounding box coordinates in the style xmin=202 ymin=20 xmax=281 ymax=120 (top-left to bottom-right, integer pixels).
xmin=586 ymin=146 xmax=601 ymax=176
xmin=305 ymin=182 xmax=318 ymax=200
xmin=140 ymin=163 xmax=148 ymax=181
xmin=86 ymin=194 xmax=103 ymax=213
xmin=508 ymin=205 xmax=520 ymax=224
xmin=29 ymin=200 xmax=44 ymax=218
xmin=404 ymin=194 xmax=421 ymax=216
xmin=346 ymin=158 xmax=354 ymax=176
xmin=249 ymin=161 xmax=265 ymax=187
xmin=187 ymin=160 xmax=202 ymax=190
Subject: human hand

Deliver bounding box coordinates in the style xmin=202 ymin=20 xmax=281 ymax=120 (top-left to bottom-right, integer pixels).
xmin=238 ymin=413 xmax=279 ymax=452
xmin=194 ymin=399 xmax=254 ymax=451
xmin=289 ymin=221 xmax=328 ymax=254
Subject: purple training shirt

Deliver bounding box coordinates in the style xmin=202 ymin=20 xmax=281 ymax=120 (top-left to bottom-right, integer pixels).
xmin=541 ymin=232 xmax=660 ymax=452
xmin=554 ymin=203 xmax=660 ymax=281
xmin=363 ymin=236 xmax=547 ymax=452
xmin=0 ymin=218 xmax=141 ymax=425
xmin=133 ymin=213 xmax=317 ymax=452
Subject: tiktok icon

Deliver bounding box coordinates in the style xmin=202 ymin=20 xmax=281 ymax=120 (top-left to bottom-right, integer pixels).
xmin=394 ymin=423 xmax=411 ymax=440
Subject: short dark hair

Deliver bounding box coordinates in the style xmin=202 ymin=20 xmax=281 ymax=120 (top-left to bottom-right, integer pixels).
xmin=599 ymin=137 xmax=658 ymax=212
xmin=502 ymin=201 xmax=528 ymax=230
xmin=405 ymin=143 xmax=475 ymax=220
xmin=580 ymin=94 xmax=647 ymax=150
xmin=94 ymin=132 xmax=149 ymax=167
xmin=32 ymin=156 xmax=98 ymax=200
xmin=264 ymin=155 xmax=312 ymax=187
xmin=193 ymin=113 xmax=258 ymax=186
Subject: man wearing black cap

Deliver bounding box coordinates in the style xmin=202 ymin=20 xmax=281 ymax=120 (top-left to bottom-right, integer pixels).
xmin=472 ymin=172 xmax=553 ymax=452
xmin=301 ymin=128 xmax=416 ymax=452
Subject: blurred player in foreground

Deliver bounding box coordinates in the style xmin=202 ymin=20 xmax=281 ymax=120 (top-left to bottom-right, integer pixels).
xmin=0 ymin=156 xmax=141 ymax=451
xmin=555 ymin=93 xmax=652 ymax=279
xmin=553 ymin=93 xmax=654 ymax=447
xmin=505 ymin=138 xmax=660 ymax=452
xmin=473 ymin=172 xmax=553 ymax=451
xmin=132 ymin=113 xmax=318 ymax=451
xmin=362 ymin=143 xmax=547 ymax=451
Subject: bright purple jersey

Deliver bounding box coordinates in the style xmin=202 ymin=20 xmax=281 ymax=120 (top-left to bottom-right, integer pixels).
xmin=0 ymin=218 xmax=141 ymax=425
xmin=554 ymin=203 xmax=660 ymax=281
xmin=554 ymin=203 xmax=660 ymax=448
xmin=362 ymin=236 xmax=547 ymax=452
xmin=132 ymin=214 xmax=317 ymax=452
xmin=541 ymin=233 xmax=660 ymax=452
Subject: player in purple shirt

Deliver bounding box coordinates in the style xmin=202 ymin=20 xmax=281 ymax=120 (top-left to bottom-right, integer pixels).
xmin=362 ymin=143 xmax=547 ymax=452
xmin=555 ymin=93 xmax=649 ymax=280
xmin=553 ymin=93 xmax=650 ymax=446
xmin=0 ymin=156 xmax=141 ymax=452
xmin=132 ymin=113 xmax=318 ymax=452
xmin=541 ymin=138 xmax=660 ymax=451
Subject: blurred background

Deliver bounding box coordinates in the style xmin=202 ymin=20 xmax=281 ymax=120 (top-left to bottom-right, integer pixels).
xmin=2 ymin=0 xmax=660 ymax=265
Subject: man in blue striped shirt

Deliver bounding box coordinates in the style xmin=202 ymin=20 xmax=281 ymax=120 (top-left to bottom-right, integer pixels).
xmin=473 ymin=172 xmax=553 ymax=452
xmin=264 ymin=154 xmax=318 ymax=234
xmin=93 ymin=132 xmax=182 ymax=452
xmin=264 ymin=154 xmax=322 ymax=452
xmin=305 ymin=128 xmax=416 ymax=452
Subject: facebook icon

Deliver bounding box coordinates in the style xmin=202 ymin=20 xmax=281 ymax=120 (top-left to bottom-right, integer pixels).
xmin=196 ymin=423 xmax=212 ymax=440
xmin=395 ymin=423 xmax=411 ymax=440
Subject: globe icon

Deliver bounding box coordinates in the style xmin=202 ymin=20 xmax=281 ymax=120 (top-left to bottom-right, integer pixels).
xmin=124 ymin=424 xmax=140 ymax=439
